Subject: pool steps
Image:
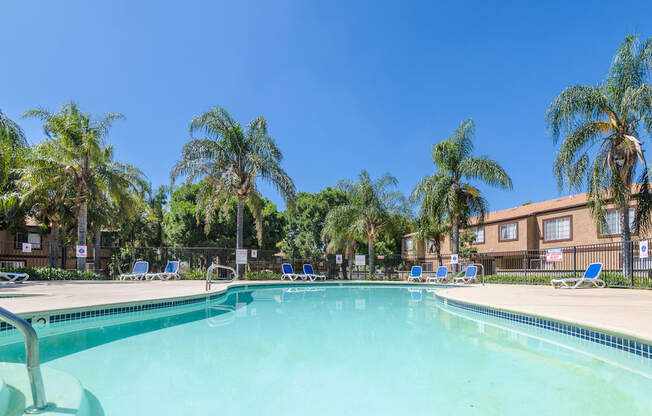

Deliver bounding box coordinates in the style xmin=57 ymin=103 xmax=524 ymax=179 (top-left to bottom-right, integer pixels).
xmin=0 ymin=363 xmax=91 ymax=415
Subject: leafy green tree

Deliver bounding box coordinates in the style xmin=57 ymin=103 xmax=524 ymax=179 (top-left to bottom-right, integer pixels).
xmin=23 ymin=102 xmax=147 ymax=269
xmin=415 ymin=213 xmax=448 ymax=265
xmin=328 ymin=171 xmax=406 ymax=275
xmin=322 ymin=202 xmax=360 ymax=279
xmin=171 ymin=107 xmax=296 ymax=271
xmin=546 ymin=34 xmax=652 ymax=278
xmin=458 ymin=230 xmax=478 ymax=257
xmin=411 ymin=119 xmax=512 ymax=268
xmin=277 ymin=187 xmax=348 ymax=259
xmin=0 ymin=109 xmax=28 ymax=230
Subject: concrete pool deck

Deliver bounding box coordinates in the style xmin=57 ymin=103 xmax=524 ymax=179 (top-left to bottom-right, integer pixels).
xmin=1 ymin=280 xmax=651 ymax=343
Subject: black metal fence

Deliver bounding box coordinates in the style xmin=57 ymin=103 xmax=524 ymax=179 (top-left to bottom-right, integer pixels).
xmin=1 ymin=239 xmax=651 ymax=288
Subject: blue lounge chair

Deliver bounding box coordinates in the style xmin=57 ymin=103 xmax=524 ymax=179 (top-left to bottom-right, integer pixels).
xmin=453 ymin=266 xmax=479 ymax=284
xmin=119 ymin=261 xmax=149 ymax=280
xmin=146 ymin=261 xmax=181 ymax=280
xmin=281 ymin=263 xmax=306 ymax=281
xmin=407 ymin=266 xmax=423 ymax=282
xmin=303 ymin=264 xmax=326 ymax=281
xmin=427 ymin=266 xmax=449 ymax=283
xmin=551 ymin=263 xmax=605 ymax=289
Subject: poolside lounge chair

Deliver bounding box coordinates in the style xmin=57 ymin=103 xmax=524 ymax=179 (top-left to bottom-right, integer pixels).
xmin=407 ymin=266 xmax=423 ymax=282
xmin=453 ymin=266 xmax=479 ymax=284
xmin=427 ymin=266 xmax=449 ymax=283
xmin=119 ymin=261 xmax=149 ymax=280
xmin=0 ymin=271 xmax=30 ymax=284
xmin=551 ymin=263 xmax=605 ymax=289
xmin=280 ymin=263 xmax=306 ymax=281
xmin=146 ymin=261 xmax=181 ymax=281
xmin=303 ymin=264 xmax=326 ymax=281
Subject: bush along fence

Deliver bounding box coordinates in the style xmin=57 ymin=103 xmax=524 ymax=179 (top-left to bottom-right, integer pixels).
xmin=0 ymin=239 xmax=650 ymax=288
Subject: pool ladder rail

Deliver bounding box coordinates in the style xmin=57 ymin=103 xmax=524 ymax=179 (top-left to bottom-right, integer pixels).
xmin=0 ymin=306 xmax=55 ymax=414
xmin=205 ymin=264 xmax=238 ymax=291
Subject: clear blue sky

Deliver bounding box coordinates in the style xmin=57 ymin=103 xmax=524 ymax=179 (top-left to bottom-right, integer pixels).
xmin=2 ymin=1 xmax=651 ymax=211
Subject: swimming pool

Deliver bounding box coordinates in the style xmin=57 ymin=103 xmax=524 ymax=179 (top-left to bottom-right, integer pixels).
xmin=1 ymin=284 xmax=651 ymax=415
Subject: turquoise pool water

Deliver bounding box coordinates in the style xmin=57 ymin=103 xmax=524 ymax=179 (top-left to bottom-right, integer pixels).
xmin=2 ymin=285 xmax=652 ymax=415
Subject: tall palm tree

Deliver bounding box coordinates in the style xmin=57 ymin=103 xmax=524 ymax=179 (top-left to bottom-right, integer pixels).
xmin=412 ymin=119 xmax=513 ymax=266
xmin=171 ymin=107 xmax=296 ymax=271
xmin=322 ymin=206 xmax=359 ymax=279
xmin=415 ymin=212 xmax=449 ymax=266
xmin=546 ymin=34 xmax=652 ymax=278
xmin=0 ymin=109 xmax=27 ymax=191
xmin=23 ymin=102 xmax=146 ymax=270
xmin=329 ymin=170 xmax=405 ymax=275
xmin=16 ymin=145 xmax=74 ymax=267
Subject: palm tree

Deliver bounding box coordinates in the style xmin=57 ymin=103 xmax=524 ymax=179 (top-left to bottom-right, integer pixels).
xmin=415 ymin=212 xmax=449 ymax=266
xmin=546 ymin=34 xmax=652 ymax=278
xmin=171 ymin=107 xmax=296 ymax=272
xmin=322 ymin=206 xmax=359 ymax=279
xmin=0 ymin=109 xmax=27 ymax=191
xmin=23 ymin=102 xmax=146 ymax=270
xmin=412 ymin=119 xmax=513 ymax=267
xmin=328 ymin=171 xmax=405 ymax=275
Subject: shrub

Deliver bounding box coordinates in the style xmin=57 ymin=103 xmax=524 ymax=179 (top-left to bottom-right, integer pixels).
xmin=244 ymin=271 xmax=281 ymax=280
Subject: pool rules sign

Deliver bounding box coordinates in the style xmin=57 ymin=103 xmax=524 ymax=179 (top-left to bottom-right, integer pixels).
xmin=235 ymin=249 xmax=248 ymax=264
xmin=640 ymin=240 xmax=649 ymax=259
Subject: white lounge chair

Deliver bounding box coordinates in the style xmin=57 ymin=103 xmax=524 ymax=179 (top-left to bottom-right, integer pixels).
xmin=407 ymin=266 xmax=423 ymax=282
xmin=453 ymin=266 xmax=479 ymax=284
xmin=281 ymin=263 xmax=306 ymax=281
xmin=146 ymin=261 xmax=181 ymax=281
xmin=119 ymin=261 xmax=149 ymax=280
xmin=0 ymin=271 xmax=30 ymax=284
xmin=551 ymin=263 xmax=605 ymax=289
xmin=427 ymin=266 xmax=449 ymax=283
xmin=303 ymin=264 xmax=326 ymax=281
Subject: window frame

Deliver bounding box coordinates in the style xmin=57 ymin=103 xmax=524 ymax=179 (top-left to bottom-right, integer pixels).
xmin=600 ymin=207 xmax=636 ymax=237
xmin=468 ymin=227 xmax=485 ymax=245
xmin=14 ymin=232 xmax=42 ymax=251
xmin=404 ymin=238 xmax=414 ymax=251
xmin=542 ymin=215 xmax=573 ymax=243
xmin=498 ymin=221 xmax=519 ymax=242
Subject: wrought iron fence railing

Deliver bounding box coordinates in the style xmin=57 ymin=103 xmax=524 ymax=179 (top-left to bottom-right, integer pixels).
xmin=0 ymin=239 xmax=650 ymax=288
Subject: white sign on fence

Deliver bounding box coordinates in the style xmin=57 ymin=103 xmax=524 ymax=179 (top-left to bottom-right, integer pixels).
xmin=451 ymin=254 xmax=458 ymax=264
xmin=250 ymin=249 xmax=257 ymax=258
xmin=640 ymin=240 xmax=649 ymax=259
xmin=235 ymin=249 xmax=248 ymax=264
xmin=355 ymin=255 xmax=366 ymax=266
xmin=546 ymin=248 xmax=563 ymax=262
xmin=336 ymin=254 xmax=343 ymax=264
xmin=76 ymin=245 xmax=87 ymax=258
xmin=21 ymin=243 xmax=32 ymax=253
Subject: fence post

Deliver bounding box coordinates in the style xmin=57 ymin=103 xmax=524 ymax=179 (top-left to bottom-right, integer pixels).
xmin=630 ymin=240 xmax=635 ymax=288
xmin=573 ymin=246 xmax=577 ymax=278
xmin=523 ymin=250 xmax=527 ymax=283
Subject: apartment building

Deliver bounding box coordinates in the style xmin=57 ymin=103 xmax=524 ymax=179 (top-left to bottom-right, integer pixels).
xmin=402 ymin=189 xmax=650 ymax=274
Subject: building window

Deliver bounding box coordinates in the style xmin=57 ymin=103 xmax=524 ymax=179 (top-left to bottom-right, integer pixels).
xmin=14 ymin=233 xmax=42 ymax=250
xmin=421 ymin=263 xmax=433 ymax=272
xmin=544 ymin=216 xmax=571 ymax=241
xmin=499 ymin=223 xmax=517 ymax=241
xmin=469 ymin=227 xmax=484 ymax=244
xmin=404 ymin=239 xmax=414 ymax=251
xmin=601 ymin=208 xmax=635 ymax=236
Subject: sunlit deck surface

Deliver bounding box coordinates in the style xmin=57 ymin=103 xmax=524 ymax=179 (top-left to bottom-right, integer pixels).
xmin=2 ymin=280 xmax=651 ymax=343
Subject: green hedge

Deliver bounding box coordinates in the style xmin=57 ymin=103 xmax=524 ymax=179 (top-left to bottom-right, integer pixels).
xmin=2 ymin=267 xmax=104 ymax=280
xmin=244 ymin=271 xmax=281 ymax=280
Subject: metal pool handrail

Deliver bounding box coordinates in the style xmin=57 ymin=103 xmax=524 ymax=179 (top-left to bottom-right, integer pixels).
xmin=205 ymin=264 xmax=238 ymax=291
xmin=0 ymin=306 xmax=54 ymax=414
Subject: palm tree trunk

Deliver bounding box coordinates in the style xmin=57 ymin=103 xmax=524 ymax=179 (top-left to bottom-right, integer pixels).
xmin=236 ymin=195 xmax=244 ymax=275
xmin=620 ymin=205 xmax=633 ymax=283
xmin=93 ymin=231 xmax=101 ymax=274
xmin=49 ymin=221 xmax=59 ymax=268
xmin=347 ymin=250 xmax=354 ymax=280
xmin=451 ymin=216 xmax=460 ymax=273
xmin=368 ymin=237 xmax=375 ymax=278
xmin=77 ymin=200 xmax=88 ymax=270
